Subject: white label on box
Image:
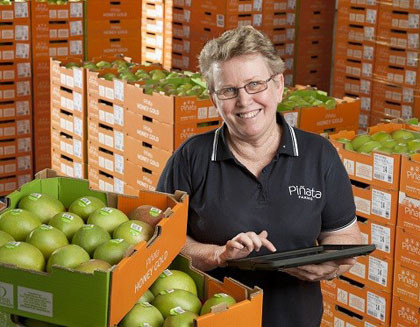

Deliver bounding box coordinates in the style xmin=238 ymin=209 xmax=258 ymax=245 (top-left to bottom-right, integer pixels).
xmin=0 ymin=282 xmax=14 ymax=308
xmin=15 ymin=3 xmax=28 ymax=18
xmin=105 ymin=87 xmax=114 ymax=100
xmin=16 ymin=43 xmax=29 ymax=59
xmin=70 ymin=21 xmax=83 ymax=36
xmin=114 ymin=80 xmax=124 ymax=102
xmin=373 ymin=153 xmax=394 ymax=184
xmin=17 ymin=62 xmax=31 ymax=78
xmin=415 ymin=0 xmax=420 ymax=9
xmin=66 ymin=143 xmax=73 ymax=156
xmin=2 ymin=50 xmax=14 ymax=60
xmin=74 ymin=139 xmax=82 ymax=158
xmin=70 ymin=3 xmax=83 ymax=18
xmin=1 ymin=107 xmax=14 ymax=118
xmin=366 ymin=9 xmax=376 ymax=24
xmin=73 ymin=92 xmax=82 ymax=112
xmin=356 ymin=162 xmax=373 ymax=181
xmin=349 ymin=293 xmax=365 ymax=313
xmin=74 ymin=162 xmax=82 ymax=178
xmin=50 ymin=29 xmax=57 ymax=39
xmin=74 ymin=117 xmax=82 ymax=137
xmin=114 ymin=131 xmax=124 ymax=151
xmin=15 ymin=25 xmax=28 ymax=41
xmin=2 ymin=10 xmax=13 ymax=20
xmin=6 ymin=163 xmax=15 ymax=173
xmin=114 ymin=105 xmax=123 ymax=126
xmin=409 ymin=14 xmax=419 ymax=28
xmin=371 ymin=189 xmax=391 ymax=219
xmin=371 ymin=223 xmax=391 ymax=253
xmin=407 ymin=52 xmax=418 ymax=67
xmin=367 ymin=292 xmax=386 ymax=321
xmin=105 ymin=112 xmax=114 ymax=125
xmin=70 ymin=40 xmax=83 ymax=56
xmin=254 ymin=0 xmax=263 ymax=11
xmin=217 ymin=14 xmax=225 ymax=28
xmin=363 ymin=46 xmax=374 ymax=60
xmin=18 ymin=156 xmax=30 ymax=170
xmin=57 ymin=10 xmax=68 ymax=19
xmin=58 ymin=29 xmax=69 ymax=39
xmin=114 ymin=178 xmax=124 ymax=194
xmin=57 ymin=47 xmax=68 ymax=57
xmin=2 ymin=29 xmax=13 ymax=40
xmin=349 ymin=261 xmax=366 ymax=279
xmin=405 ymin=70 xmax=417 ymax=87
xmin=18 ymin=138 xmax=30 ymax=153
xmin=115 ymin=154 xmax=124 ymax=174
xmin=60 ymin=141 xmax=66 ymax=152
xmin=73 ymin=68 xmax=82 ymax=89
xmin=368 ymin=256 xmax=388 ymax=287
xmin=49 ymin=9 xmax=57 ymax=19
xmin=337 ymin=288 xmax=348 ymax=305
xmin=17 ymin=120 xmax=30 ymax=135
xmin=197 ymin=106 xmax=208 ymax=120
xmin=343 ymin=159 xmax=355 ymax=176
xmin=253 ymin=14 xmax=262 ymax=27
xmin=3 ymin=69 xmax=14 ymax=80
xmin=17 ymin=81 xmax=30 ymax=97
xmin=354 ymin=196 xmax=371 ymax=216
xmin=18 ymin=286 xmax=53 ymax=317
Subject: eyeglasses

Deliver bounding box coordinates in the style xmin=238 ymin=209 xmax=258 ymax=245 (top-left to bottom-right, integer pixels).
xmin=213 ymin=74 xmax=278 ymax=100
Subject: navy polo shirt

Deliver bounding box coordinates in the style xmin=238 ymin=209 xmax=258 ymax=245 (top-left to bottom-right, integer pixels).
xmin=157 ymin=112 xmax=356 ymax=327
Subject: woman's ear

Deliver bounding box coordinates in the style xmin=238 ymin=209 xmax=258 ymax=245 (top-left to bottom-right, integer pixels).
xmin=276 ymin=74 xmax=285 ymax=103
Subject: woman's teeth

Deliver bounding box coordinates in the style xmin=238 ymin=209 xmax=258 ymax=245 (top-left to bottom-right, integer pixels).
xmin=238 ymin=109 xmax=260 ymax=119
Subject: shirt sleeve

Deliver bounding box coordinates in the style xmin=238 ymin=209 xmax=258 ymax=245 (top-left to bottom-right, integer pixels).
xmin=156 ymin=146 xmax=193 ymax=196
xmin=321 ymin=144 xmax=356 ymax=232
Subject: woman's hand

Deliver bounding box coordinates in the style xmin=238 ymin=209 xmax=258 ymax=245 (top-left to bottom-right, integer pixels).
xmin=281 ymin=257 xmax=356 ymax=282
xmin=215 ymin=230 xmax=277 ymax=267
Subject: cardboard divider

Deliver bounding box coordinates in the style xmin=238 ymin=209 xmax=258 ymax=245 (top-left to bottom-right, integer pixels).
xmin=391 ymin=295 xmax=420 ymax=327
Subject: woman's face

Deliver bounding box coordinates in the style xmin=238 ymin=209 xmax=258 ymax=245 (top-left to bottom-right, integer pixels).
xmin=211 ymin=53 xmax=284 ymax=141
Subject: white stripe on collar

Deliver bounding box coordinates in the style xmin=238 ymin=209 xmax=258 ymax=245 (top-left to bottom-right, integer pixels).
xmin=287 ymin=123 xmax=299 ymax=156
xmin=211 ymin=126 xmax=223 ymax=161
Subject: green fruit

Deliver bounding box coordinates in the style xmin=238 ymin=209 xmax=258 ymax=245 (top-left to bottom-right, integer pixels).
xmin=344 ymin=142 xmax=354 ymax=151
xmin=83 ymin=62 xmax=98 ymax=70
xmin=163 ymin=310 xmax=198 ymax=327
xmin=68 ymin=196 xmax=106 ymax=221
xmin=119 ymin=302 xmax=164 ymax=327
xmin=351 ymin=135 xmax=372 ymax=151
xmin=0 ymin=230 xmax=14 ymax=247
xmin=393 ymin=143 xmax=409 ymax=154
xmin=0 ymin=209 xmax=42 ymax=241
xmin=26 ymin=225 xmax=69 ymax=259
xmin=18 ymin=193 xmax=65 ymax=224
xmin=0 ymin=241 xmax=45 ymax=272
xmin=336 ymin=138 xmax=351 ymax=144
xmin=151 ymin=70 xmax=167 ymax=81
xmin=93 ymin=239 xmax=131 ymax=266
xmin=152 ymin=289 xmax=202 ymax=319
xmin=137 ymin=289 xmax=155 ymax=304
xmin=49 ymin=212 xmax=84 ymax=241
xmin=72 ymin=224 xmax=111 ymax=256
xmin=377 ymin=147 xmax=393 ymax=154
xmin=102 ymin=73 xmax=116 ymax=81
xmin=371 ymin=131 xmax=392 ymax=142
xmin=392 ymin=129 xmax=415 ymax=141
xmin=150 ymin=269 xmax=198 ymax=296
xmin=87 ymin=207 xmax=129 ymax=234
xmin=380 ymin=139 xmax=398 ymax=149
xmin=65 ymin=62 xmax=80 ymax=69
xmin=47 ymin=244 xmax=90 ymax=273
xmin=200 ymin=293 xmax=236 ymax=315
xmin=408 ymin=139 xmax=420 ymax=152
xmin=357 ymin=141 xmax=381 ymax=154
xmin=96 ymin=61 xmax=112 ymax=69
xmin=113 ymin=220 xmax=154 ymax=245
xmin=74 ymin=259 xmax=112 ymax=273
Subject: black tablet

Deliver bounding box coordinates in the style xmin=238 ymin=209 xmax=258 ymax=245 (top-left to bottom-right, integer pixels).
xmin=226 ymin=244 xmax=376 ymax=271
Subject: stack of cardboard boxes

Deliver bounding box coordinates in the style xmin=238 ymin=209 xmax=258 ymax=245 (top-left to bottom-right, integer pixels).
xmin=0 ymin=0 xmax=32 ymax=196
xmin=31 ymin=0 xmax=84 ymax=172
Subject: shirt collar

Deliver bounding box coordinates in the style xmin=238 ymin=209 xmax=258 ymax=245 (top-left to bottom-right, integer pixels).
xmin=211 ymin=112 xmax=299 ymax=161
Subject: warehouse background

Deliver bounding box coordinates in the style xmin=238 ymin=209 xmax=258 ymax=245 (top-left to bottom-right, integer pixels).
xmin=1 ymin=0 xmax=420 ymax=326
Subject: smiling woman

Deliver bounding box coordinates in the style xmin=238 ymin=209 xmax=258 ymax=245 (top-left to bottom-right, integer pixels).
xmin=157 ymin=25 xmax=361 ymax=327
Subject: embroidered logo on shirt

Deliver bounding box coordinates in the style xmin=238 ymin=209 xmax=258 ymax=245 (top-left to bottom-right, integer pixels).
xmin=288 ymin=185 xmax=322 ymax=201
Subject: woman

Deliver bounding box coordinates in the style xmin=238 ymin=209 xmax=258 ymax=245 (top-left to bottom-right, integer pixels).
xmin=157 ymin=26 xmax=361 ymax=327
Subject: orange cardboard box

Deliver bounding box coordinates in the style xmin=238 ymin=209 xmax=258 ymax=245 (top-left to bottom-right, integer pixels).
xmin=125 ymin=135 xmax=172 ymax=174
xmin=374 ymin=43 xmax=419 ymax=69
xmin=332 ymin=74 xmax=372 ymax=98
xmin=88 ymin=141 xmax=124 ymax=181
xmin=377 ymin=28 xmax=419 ymax=51
xmin=357 ymin=218 xmax=395 ymax=260
xmin=0 ymin=118 xmax=31 ymax=140
xmin=0 ymin=98 xmax=31 ymax=120
xmin=0 ymin=1 xmax=30 ymax=23
xmin=125 ymin=82 xmax=217 ymax=125
xmin=333 ymin=304 xmax=387 ymax=327
xmin=330 ymin=123 xmax=405 ymax=190
xmin=334 ymin=57 xmax=373 ymax=79
xmin=50 ymin=84 xmax=85 ymax=119
xmin=374 ymin=61 xmax=420 ymax=88
xmin=399 ymin=154 xmax=420 ymax=200
xmin=31 ymin=1 xmax=84 ymax=23
xmin=87 ymin=37 xmax=141 ymax=63
xmin=0 ymin=23 xmax=30 ymax=43
xmin=0 ymin=79 xmax=31 ymax=100
xmin=87 ymin=19 xmax=141 ymax=39
xmin=51 ymin=149 xmax=85 ymax=179
xmin=51 ymin=128 xmax=85 ymax=162
xmin=142 ymin=31 xmax=164 ymax=48
xmin=352 ymin=184 xmax=398 ymax=225
xmin=393 ymin=262 xmax=420 ymax=308
xmin=124 ymin=159 xmax=161 ymax=192
xmin=391 ymin=295 xmax=420 ymax=327
xmin=378 ymin=6 xmax=420 ymax=31
xmin=0 ymin=174 xmax=18 ymax=196
xmin=398 ymin=191 xmax=420 ymax=235
xmin=143 ymin=2 xmax=164 ymax=19
xmin=0 ymin=61 xmax=31 ymax=82
xmin=0 ymin=136 xmax=32 ymax=158
xmin=320 ymin=299 xmax=334 ymax=327
xmin=125 ymin=110 xmax=221 ymax=152
xmin=50 ymin=58 xmax=85 ymax=93
xmin=87 ymin=69 xmax=127 ymax=106
xmin=51 ymin=107 xmax=84 ymax=140
xmin=86 ymin=0 xmax=141 ymax=20
xmin=143 ymin=17 xmax=164 ymax=35
xmin=344 ymin=252 xmax=394 ymax=293
xmin=88 ymin=118 xmax=124 ymax=156
xmin=331 ymin=278 xmax=392 ymax=325
xmin=88 ymin=96 xmax=125 ymax=131
xmin=0 ymin=154 xmax=32 ymax=177
xmin=334 ymin=39 xmax=375 ymax=62
xmin=0 ymin=41 xmax=31 ymax=62
xmin=395 ymin=227 xmax=420 ymax=271
xmin=321 ymin=279 xmax=337 ymax=303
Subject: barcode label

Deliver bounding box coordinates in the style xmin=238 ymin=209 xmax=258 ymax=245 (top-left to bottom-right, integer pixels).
xmin=367 ymin=292 xmax=386 ymax=321
xmin=373 ymin=154 xmax=394 ymax=184
xmin=356 ymin=162 xmax=373 ymax=181
xmin=371 ymin=189 xmax=391 ymax=219
xmin=371 ymin=223 xmax=391 ymax=253
xmin=368 ymin=256 xmax=388 ymax=287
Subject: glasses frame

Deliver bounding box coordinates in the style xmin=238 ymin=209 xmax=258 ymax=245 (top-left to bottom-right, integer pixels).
xmin=213 ymin=74 xmax=278 ymax=100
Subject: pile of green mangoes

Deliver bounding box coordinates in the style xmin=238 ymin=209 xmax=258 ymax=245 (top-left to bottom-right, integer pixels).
xmin=338 ymin=129 xmax=420 ymax=155
xmin=277 ymin=88 xmax=337 ymax=112
xmin=64 ymin=59 xmax=209 ymax=99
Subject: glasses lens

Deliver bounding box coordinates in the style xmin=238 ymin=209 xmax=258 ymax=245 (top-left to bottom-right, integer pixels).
xmin=218 ymin=87 xmax=237 ymax=99
xmin=245 ymin=81 xmax=267 ymax=94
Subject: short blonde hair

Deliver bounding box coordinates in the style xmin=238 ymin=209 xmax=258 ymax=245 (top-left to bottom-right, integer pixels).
xmin=199 ymin=25 xmax=285 ymax=91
